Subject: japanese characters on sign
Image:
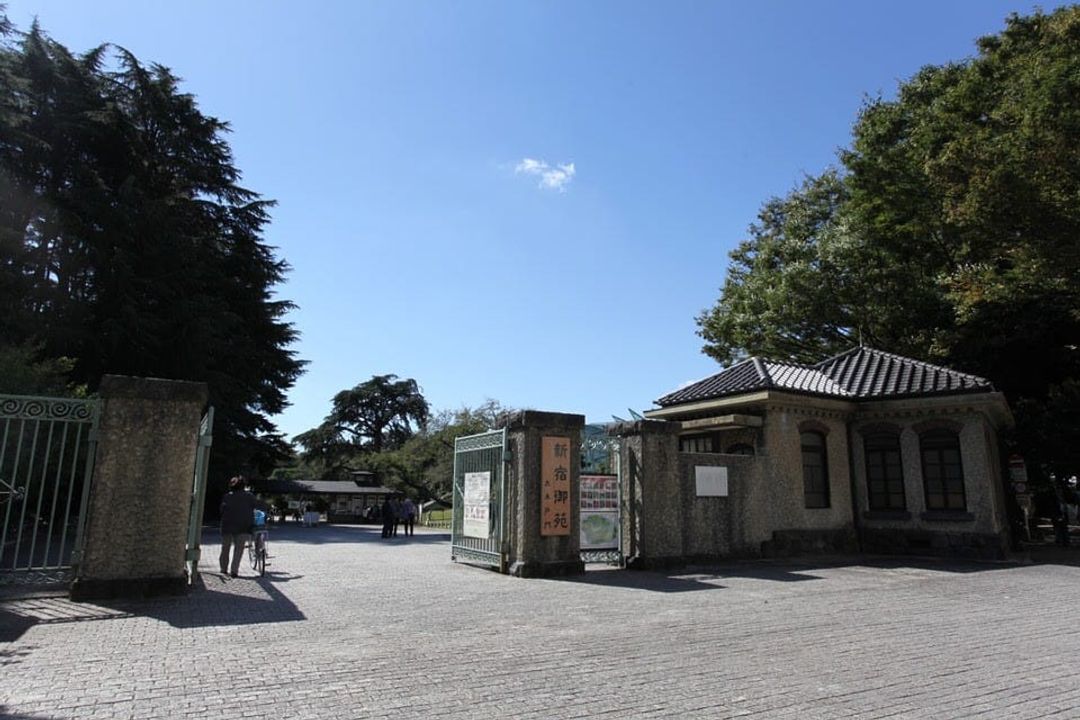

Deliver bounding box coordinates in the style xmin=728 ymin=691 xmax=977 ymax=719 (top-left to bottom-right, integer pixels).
xmin=580 ymin=474 xmax=619 ymax=550
xmin=463 ymin=471 xmax=491 ymax=539
xmin=541 ymin=436 xmax=571 ymax=536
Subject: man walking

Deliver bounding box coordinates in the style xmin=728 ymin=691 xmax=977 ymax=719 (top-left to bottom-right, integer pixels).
xmin=219 ymin=476 xmax=269 ymax=577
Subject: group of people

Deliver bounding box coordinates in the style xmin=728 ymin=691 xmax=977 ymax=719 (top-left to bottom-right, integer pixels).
xmin=380 ymin=495 xmax=416 ymax=538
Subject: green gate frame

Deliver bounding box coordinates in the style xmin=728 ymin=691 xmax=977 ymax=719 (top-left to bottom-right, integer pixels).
xmin=451 ymin=428 xmax=507 ymax=570
xmin=0 ymin=394 xmax=100 ymax=585
xmin=185 ymin=406 xmax=214 ymax=584
xmin=579 ymin=431 xmax=624 ymax=566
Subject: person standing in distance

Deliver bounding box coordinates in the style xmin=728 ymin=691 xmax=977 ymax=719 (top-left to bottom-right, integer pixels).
xmin=401 ymin=496 xmax=416 ymax=537
xmin=219 ymin=476 xmax=269 ymax=578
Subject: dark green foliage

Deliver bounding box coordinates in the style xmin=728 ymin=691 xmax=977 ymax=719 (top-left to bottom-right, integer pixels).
xmin=0 ymin=341 xmax=82 ymax=396
xmin=0 ymin=18 xmax=304 ymax=485
xmin=698 ymin=7 xmax=1080 ymax=481
xmin=295 ymin=375 xmax=430 ymax=479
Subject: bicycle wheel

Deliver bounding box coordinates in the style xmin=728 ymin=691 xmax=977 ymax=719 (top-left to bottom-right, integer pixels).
xmin=257 ymin=544 xmax=266 ymax=576
xmin=249 ymin=537 xmax=258 ymax=571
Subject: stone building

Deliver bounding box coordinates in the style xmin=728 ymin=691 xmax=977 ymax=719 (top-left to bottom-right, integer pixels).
xmin=639 ymin=347 xmax=1013 ymax=560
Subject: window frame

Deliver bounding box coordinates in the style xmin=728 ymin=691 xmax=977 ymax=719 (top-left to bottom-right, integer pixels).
xmin=679 ymin=433 xmax=715 ymax=454
xmin=801 ymin=431 xmax=830 ymax=509
xmin=919 ymin=429 xmax=967 ymax=512
xmin=864 ymin=433 xmax=906 ymax=511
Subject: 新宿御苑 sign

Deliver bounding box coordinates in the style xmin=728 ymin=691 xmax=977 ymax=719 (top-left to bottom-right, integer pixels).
xmin=541 ymin=436 xmax=571 ymax=536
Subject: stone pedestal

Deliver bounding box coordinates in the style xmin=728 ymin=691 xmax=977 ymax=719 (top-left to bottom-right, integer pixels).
xmin=501 ymin=410 xmax=586 ymax=578
xmin=612 ymin=419 xmax=682 ymax=569
xmin=71 ymin=375 xmax=208 ymax=600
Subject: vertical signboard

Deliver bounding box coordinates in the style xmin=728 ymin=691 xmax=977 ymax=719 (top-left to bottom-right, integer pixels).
xmin=541 ymin=436 xmax=571 ymax=536
xmin=580 ymin=474 xmax=619 ymax=550
xmin=463 ymin=471 xmax=491 ymax=539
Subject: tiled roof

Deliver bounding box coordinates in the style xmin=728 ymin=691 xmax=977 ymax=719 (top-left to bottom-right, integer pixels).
xmin=257 ymin=479 xmax=393 ymax=495
xmin=815 ymin=347 xmax=993 ymax=398
xmin=655 ymin=347 xmax=994 ymax=407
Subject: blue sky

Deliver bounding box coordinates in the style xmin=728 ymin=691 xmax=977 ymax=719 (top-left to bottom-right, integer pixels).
xmin=4 ymin=1 xmax=1068 ymax=438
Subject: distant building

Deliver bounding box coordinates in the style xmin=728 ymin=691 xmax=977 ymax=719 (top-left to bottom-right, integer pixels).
xmin=257 ymin=471 xmax=394 ymax=523
xmin=644 ymin=347 xmax=1013 ymax=559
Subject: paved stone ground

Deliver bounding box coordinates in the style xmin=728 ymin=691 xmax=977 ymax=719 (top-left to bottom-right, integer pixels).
xmin=2 ymin=524 xmax=1079 ymax=719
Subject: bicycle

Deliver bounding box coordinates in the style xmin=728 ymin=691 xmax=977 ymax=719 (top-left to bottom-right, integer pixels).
xmin=248 ymin=526 xmax=268 ymax=576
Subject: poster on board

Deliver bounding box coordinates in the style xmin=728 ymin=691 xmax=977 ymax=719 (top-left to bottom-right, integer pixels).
xmin=463 ymin=471 xmax=491 ymax=538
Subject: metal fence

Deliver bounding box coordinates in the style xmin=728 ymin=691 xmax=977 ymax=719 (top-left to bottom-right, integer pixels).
xmin=450 ymin=429 xmax=507 ymax=570
xmin=185 ymin=406 xmax=214 ymax=584
xmin=0 ymin=395 xmax=99 ymax=585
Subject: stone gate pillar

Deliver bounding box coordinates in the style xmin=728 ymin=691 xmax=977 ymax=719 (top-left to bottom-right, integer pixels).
xmin=613 ymin=419 xmax=682 ymax=569
xmin=501 ymin=410 xmax=585 ymax=577
xmin=71 ymin=375 xmax=208 ymax=599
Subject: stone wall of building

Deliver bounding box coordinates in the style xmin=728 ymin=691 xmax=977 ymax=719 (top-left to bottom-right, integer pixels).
xmin=756 ymin=401 xmax=856 ymax=538
xmin=677 ymin=452 xmax=761 ymax=558
xmin=850 ymin=396 xmax=1010 ymax=559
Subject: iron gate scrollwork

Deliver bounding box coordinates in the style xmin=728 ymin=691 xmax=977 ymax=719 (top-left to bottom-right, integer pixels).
xmin=580 ymin=427 xmax=623 ymax=566
xmin=451 ymin=428 xmax=507 ymax=570
xmin=0 ymin=394 xmax=100 ymax=586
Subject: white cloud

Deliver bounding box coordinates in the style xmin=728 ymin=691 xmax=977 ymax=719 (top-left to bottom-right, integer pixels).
xmin=514 ymin=157 xmax=576 ymax=192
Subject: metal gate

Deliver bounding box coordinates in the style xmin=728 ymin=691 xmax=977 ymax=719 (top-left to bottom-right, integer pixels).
xmin=0 ymin=394 xmax=99 ymax=586
xmin=580 ymin=428 xmax=623 ymax=566
xmin=184 ymin=406 xmax=214 ymax=583
xmin=451 ymin=428 xmax=507 ymax=570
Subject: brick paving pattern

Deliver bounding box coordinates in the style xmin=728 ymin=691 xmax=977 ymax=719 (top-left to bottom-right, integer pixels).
xmin=2 ymin=524 xmax=1079 ymax=719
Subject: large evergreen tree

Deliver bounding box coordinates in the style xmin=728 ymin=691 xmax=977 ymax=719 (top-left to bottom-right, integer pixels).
xmin=0 ymin=18 xmax=304 ymax=485
xmin=698 ymin=7 xmax=1080 ymax=482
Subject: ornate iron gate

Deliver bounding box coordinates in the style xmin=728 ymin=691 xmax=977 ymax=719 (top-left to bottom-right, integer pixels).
xmin=580 ymin=428 xmax=623 ymax=566
xmin=0 ymin=394 xmax=99 ymax=586
xmin=451 ymin=428 xmax=507 ymax=570
xmin=184 ymin=406 xmax=214 ymax=583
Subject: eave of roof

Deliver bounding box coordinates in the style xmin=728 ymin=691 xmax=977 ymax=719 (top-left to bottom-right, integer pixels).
xmin=654 ymin=347 xmax=996 ymax=409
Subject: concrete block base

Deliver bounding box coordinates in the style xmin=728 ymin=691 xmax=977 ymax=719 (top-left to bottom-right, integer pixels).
xmin=71 ymin=576 xmax=188 ymax=601
xmin=508 ymin=560 xmax=585 ymax=578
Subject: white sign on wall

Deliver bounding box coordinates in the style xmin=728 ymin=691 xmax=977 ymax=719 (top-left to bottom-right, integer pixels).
xmin=695 ymin=466 xmax=729 ymax=497
xmin=463 ymin=471 xmax=492 ymax=538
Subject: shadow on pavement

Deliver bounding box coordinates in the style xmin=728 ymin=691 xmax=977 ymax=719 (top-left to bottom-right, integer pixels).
xmin=1020 ymin=544 xmax=1080 ymax=567
xmin=132 ymin=571 xmax=307 ymax=629
xmin=0 ymin=605 xmax=37 ymax=642
xmin=209 ymin=524 xmax=450 ymax=546
xmin=0 ymin=570 xmax=307 ymax=647
xmin=558 ymin=553 xmax=1043 ymax=593
xmin=0 ymin=705 xmax=56 ymax=720
xmin=562 ymin=563 xmax=824 ymax=592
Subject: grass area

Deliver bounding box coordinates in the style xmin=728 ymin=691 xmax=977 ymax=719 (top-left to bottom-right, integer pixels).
xmin=422 ymin=508 xmax=452 ymax=528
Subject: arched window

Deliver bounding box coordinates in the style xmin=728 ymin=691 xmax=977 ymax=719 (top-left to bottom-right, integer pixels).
xmin=920 ymin=430 xmax=966 ymax=511
xmin=726 ymin=443 xmax=755 ymax=456
xmin=865 ymin=434 xmax=905 ymax=511
xmin=801 ymin=431 xmax=830 ymax=508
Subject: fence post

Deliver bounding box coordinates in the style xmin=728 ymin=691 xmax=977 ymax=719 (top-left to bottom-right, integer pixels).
xmin=71 ymin=376 xmax=208 ymax=600
xmin=612 ymin=419 xmax=682 ymax=569
xmin=501 ymin=410 xmax=586 ymax=577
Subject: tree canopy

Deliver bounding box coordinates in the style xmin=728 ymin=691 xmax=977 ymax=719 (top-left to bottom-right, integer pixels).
xmin=293 ymin=376 xmax=509 ymax=504
xmin=0 ymin=18 xmax=304 ymax=482
xmin=295 ymin=375 xmax=430 ymax=478
xmin=697 ymin=7 xmax=1080 ymax=481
